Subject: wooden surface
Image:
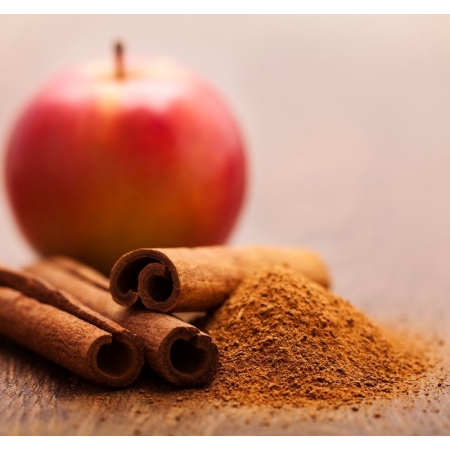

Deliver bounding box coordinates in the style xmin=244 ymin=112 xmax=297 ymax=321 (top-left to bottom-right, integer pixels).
xmin=2 ymin=15 xmax=450 ymax=436
xmin=1 ymin=140 xmax=450 ymax=435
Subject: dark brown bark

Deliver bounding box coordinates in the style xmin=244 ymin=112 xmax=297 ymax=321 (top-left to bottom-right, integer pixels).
xmin=109 ymin=246 xmax=331 ymax=313
xmin=0 ymin=266 xmax=144 ymax=387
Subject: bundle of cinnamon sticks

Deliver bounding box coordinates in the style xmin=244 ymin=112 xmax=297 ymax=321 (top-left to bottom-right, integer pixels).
xmin=0 ymin=246 xmax=330 ymax=388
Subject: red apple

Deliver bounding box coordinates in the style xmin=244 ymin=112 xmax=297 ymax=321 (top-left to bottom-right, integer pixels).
xmin=5 ymin=44 xmax=247 ymax=274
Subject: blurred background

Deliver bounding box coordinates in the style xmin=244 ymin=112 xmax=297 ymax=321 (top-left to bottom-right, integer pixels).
xmin=1 ymin=15 xmax=450 ymax=328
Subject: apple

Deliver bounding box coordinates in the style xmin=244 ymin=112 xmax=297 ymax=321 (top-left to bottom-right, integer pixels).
xmin=5 ymin=44 xmax=247 ymax=274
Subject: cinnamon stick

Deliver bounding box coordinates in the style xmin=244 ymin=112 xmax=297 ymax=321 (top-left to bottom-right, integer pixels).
xmin=26 ymin=258 xmax=219 ymax=387
xmin=109 ymin=246 xmax=331 ymax=313
xmin=0 ymin=266 xmax=144 ymax=387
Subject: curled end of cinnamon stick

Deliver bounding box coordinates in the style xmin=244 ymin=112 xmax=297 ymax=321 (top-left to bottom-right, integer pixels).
xmin=0 ymin=265 xmax=144 ymax=388
xmin=90 ymin=333 xmax=143 ymax=387
xmin=110 ymin=249 xmax=180 ymax=312
xmin=156 ymin=325 xmax=219 ymax=387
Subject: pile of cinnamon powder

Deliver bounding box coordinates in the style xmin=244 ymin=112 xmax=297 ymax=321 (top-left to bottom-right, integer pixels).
xmin=196 ymin=266 xmax=434 ymax=408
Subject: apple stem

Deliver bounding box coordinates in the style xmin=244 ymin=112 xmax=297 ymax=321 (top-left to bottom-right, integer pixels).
xmin=114 ymin=41 xmax=125 ymax=79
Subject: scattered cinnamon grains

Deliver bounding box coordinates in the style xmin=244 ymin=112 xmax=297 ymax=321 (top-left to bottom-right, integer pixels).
xmin=197 ymin=266 xmax=435 ymax=408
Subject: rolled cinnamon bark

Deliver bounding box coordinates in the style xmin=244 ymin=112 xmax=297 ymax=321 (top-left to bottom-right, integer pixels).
xmin=0 ymin=266 xmax=144 ymax=387
xmin=26 ymin=258 xmax=219 ymax=387
xmin=109 ymin=246 xmax=331 ymax=313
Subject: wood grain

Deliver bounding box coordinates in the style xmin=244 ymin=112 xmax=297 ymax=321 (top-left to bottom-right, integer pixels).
xmin=2 ymin=15 xmax=450 ymax=434
xmin=2 ymin=131 xmax=450 ymax=434
xmin=2 ymin=137 xmax=450 ymax=434
xmin=0 ymin=334 xmax=449 ymax=435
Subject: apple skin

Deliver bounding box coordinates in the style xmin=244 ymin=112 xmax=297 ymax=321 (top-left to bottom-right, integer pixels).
xmin=5 ymin=58 xmax=247 ymax=274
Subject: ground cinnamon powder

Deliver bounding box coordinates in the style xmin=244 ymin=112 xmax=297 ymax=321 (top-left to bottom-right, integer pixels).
xmin=193 ymin=266 xmax=434 ymax=408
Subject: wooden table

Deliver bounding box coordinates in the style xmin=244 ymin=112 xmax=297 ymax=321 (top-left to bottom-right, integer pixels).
xmin=1 ymin=136 xmax=450 ymax=435
xmin=1 ymin=15 xmax=450 ymax=436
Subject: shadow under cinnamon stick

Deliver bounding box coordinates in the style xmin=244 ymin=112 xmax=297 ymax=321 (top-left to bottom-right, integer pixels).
xmin=26 ymin=258 xmax=219 ymax=388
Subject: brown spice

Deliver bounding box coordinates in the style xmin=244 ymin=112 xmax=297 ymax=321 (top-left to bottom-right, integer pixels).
xmin=197 ymin=266 xmax=434 ymax=408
